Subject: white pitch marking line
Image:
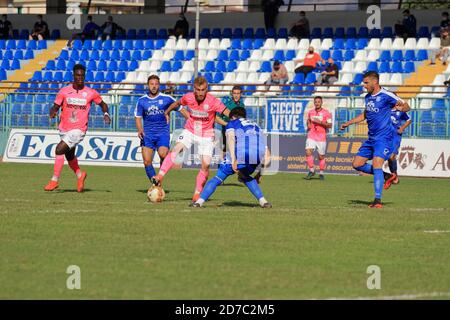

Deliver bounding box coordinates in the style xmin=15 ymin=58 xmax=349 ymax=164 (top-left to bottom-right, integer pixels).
xmin=423 ymin=230 xmax=450 ymax=234
xmin=323 ymin=292 xmax=450 ymax=300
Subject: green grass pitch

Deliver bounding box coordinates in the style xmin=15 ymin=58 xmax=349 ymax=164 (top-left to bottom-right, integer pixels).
xmin=1 ymin=162 xmax=450 ymax=299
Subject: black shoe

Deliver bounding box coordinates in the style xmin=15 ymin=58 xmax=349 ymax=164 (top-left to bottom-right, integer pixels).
xmin=189 ymin=202 xmax=201 ymax=208
xmin=304 ymin=172 xmax=315 ymax=180
xmin=319 ymin=174 xmax=325 ymax=180
xmin=383 ymin=172 xmax=392 ymax=181
xmin=150 ymin=176 xmax=161 ymax=187
xmin=368 ymin=198 xmax=383 ymax=208
xmin=261 ymin=202 xmax=272 ymax=208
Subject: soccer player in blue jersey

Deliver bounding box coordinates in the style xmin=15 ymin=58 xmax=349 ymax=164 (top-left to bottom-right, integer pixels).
xmin=135 ymin=75 xmax=178 ymax=185
xmin=384 ymin=108 xmax=412 ymax=189
xmin=340 ymin=71 xmax=410 ymax=208
xmin=191 ymin=107 xmax=272 ymax=208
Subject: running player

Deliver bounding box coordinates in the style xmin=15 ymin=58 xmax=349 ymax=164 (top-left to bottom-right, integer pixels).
xmin=304 ymin=96 xmax=332 ymax=180
xmin=44 ymin=64 xmax=110 ymax=192
xmin=340 ymin=71 xmax=410 ymax=208
xmin=383 ymin=107 xmax=412 ymax=189
xmin=191 ymin=107 xmax=271 ymax=208
xmin=135 ymin=74 xmax=179 ymax=185
xmin=151 ymin=76 xmax=230 ymax=202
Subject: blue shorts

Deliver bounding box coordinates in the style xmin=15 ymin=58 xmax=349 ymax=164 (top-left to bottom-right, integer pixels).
xmin=140 ymin=133 xmax=170 ymax=150
xmin=391 ymin=134 xmax=402 ymax=155
xmin=216 ymin=163 xmax=258 ymax=183
xmin=356 ymin=139 xmax=393 ymax=161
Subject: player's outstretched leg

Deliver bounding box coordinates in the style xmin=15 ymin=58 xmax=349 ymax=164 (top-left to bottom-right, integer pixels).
xmin=66 ymin=147 xmax=86 ymax=192
xmin=152 ymin=143 xmax=185 ymax=186
xmin=304 ymin=153 xmax=315 ymax=180
xmin=244 ymin=178 xmax=271 ymax=208
xmin=192 ymin=169 xmax=209 ymax=202
xmin=319 ymin=156 xmax=326 ymax=180
xmin=44 ymin=141 xmax=70 ymax=191
xmin=191 ymin=176 xmax=222 ymax=207
xmin=384 ymin=157 xmax=398 ymax=189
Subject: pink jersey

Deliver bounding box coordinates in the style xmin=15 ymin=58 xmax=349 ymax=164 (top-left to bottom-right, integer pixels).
xmin=55 ymin=85 xmax=103 ymax=133
xmin=307 ymin=108 xmax=332 ymax=142
xmin=180 ymin=92 xmax=226 ymax=137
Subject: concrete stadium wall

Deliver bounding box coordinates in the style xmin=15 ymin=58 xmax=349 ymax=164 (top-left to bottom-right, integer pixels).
xmin=3 ymin=10 xmax=446 ymax=38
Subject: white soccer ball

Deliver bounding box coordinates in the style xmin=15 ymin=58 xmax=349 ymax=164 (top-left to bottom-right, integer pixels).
xmin=147 ymin=186 xmax=165 ymax=203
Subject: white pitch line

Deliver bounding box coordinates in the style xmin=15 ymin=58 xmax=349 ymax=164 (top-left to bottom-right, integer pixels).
xmin=323 ymin=292 xmax=450 ymax=300
xmin=424 ymin=230 xmax=450 ymax=234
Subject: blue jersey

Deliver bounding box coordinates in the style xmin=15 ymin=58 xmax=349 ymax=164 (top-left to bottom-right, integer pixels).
xmin=134 ymin=93 xmax=176 ymax=134
xmin=390 ymin=109 xmax=410 ymax=134
xmin=225 ymin=118 xmax=266 ymax=165
xmin=364 ymin=88 xmax=401 ymax=140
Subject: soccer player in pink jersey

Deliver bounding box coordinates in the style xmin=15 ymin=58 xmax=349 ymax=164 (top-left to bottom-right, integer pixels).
xmin=304 ymin=96 xmax=332 ymax=180
xmin=44 ymin=64 xmax=111 ymax=192
xmin=151 ymin=76 xmax=231 ymax=203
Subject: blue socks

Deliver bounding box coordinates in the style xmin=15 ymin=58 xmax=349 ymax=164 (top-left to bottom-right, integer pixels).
xmin=373 ymin=168 xmax=384 ymax=199
xmin=355 ymin=164 xmax=374 ymax=175
xmin=388 ymin=159 xmax=397 ymax=174
xmin=199 ymin=177 xmax=222 ymax=202
xmin=245 ymin=179 xmax=264 ymax=201
xmin=145 ymin=165 xmax=156 ymax=180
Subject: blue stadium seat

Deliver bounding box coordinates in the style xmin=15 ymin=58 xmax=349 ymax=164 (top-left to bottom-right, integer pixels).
xmin=216 ymin=61 xmax=226 ymax=72
xmin=97 ymin=60 xmax=107 ymax=71
xmin=366 ymin=61 xmax=378 ymax=72
xmin=172 ymin=50 xmax=185 ymax=61
xmin=332 ymin=50 xmax=343 ymax=61
xmin=255 ymin=28 xmax=266 ymax=39
xmin=26 ymin=40 xmax=37 ymax=50
xmin=43 ymin=71 xmax=53 ymax=82
xmin=6 ymin=40 xmax=16 ymax=49
xmin=292 ymin=73 xmax=305 ymax=84
xmin=55 ymin=59 xmax=66 ymax=70
xmin=89 ymin=50 xmax=100 ymax=61
xmin=157 ymin=29 xmax=168 ymax=39
xmin=211 ymin=28 xmax=221 ymax=38
xmin=353 ymin=86 xmax=364 ymax=95
xmin=231 ymin=39 xmax=241 ymax=50
xmin=254 ymin=39 xmax=265 ymax=49
xmin=50 ymin=29 xmax=61 ymax=39
xmin=160 ymin=61 xmax=171 ymax=72
xmin=0 ymin=68 xmax=5 ymax=81
xmin=124 ymin=40 xmax=133 ymax=50
xmin=72 ymin=39 xmax=82 ymax=50
xmin=93 ymin=40 xmax=103 ymax=50
xmin=381 ymin=27 xmax=393 ymax=38
xmin=82 ymin=40 xmax=93 ymax=50
xmin=332 ymin=38 xmax=345 ymax=50
xmin=322 ymin=27 xmax=333 ymax=38
xmin=321 ymin=50 xmax=330 ymax=60
xmin=203 ymin=72 xmax=213 ymax=83
xmin=69 ymin=50 xmax=79 ymax=61
xmin=222 ymin=28 xmax=232 ymax=38
xmin=242 ymin=39 xmax=253 ymax=50
xmin=417 ymin=50 xmax=428 ymax=61
xmin=226 ymin=61 xmax=237 ymax=72
xmin=148 ymin=29 xmax=157 ymax=39
xmin=335 ymin=28 xmax=345 ymax=38
xmin=144 ymin=39 xmax=154 ymax=50
xmin=273 ymin=50 xmax=285 ymax=61
xmin=19 ymin=30 xmax=29 ymax=40
xmin=391 ymin=61 xmax=403 ymax=73
xmin=13 ymin=50 xmax=23 ymax=60
xmin=94 ymin=72 xmax=105 ymax=82
xmin=392 ymin=50 xmax=403 ymax=61
xmin=351 ymin=73 xmax=364 ymax=85
xmin=135 ymin=40 xmax=144 ymax=50
xmin=103 ymin=39 xmax=112 ymax=50
xmin=132 ymin=50 xmax=142 ymax=61
xmin=417 ymin=26 xmax=430 ymax=38
xmin=116 ymin=71 xmax=126 ymax=82
xmin=358 ymin=27 xmax=369 ymax=38
xmin=118 ymin=60 xmax=129 ymax=71
xmin=404 ymin=61 xmax=415 ymax=73
xmin=121 ymin=50 xmax=131 ymax=61
xmin=105 ymin=71 xmax=116 ymax=82
xmin=259 ymin=61 xmax=272 ymax=72
xmin=379 ymin=61 xmax=391 ymax=73
xmin=243 ymin=85 xmax=256 ymax=96
xmin=278 ymin=28 xmax=288 ymax=39
xmin=337 ymin=86 xmax=352 ymax=97
xmin=87 ymin=60 xmax=97 ymax=70
xmin=108 ymin=60 xmax=118 ymax=71
xmin=356 ymin=38 xmax=368 ymax=49
xmin=3 ymin=49 xmax=13 ymax=59
xmin=266 ymin=28 xmax=276 ymax=38
xmin=127 ymin=29 xmax=137 ymax=39
xmin=379 ymin=50 xmax=391 ymax=62
xmin=53 ymin=71 xmax=63 ymax=82
xmin=404 ymin=50 xmax=416 ymax=61
xmin=216 ymin=50 xmax=229 ymax=61
xmin=155 ymin=39 xmax=165 ymax=50
xmin=1 ymin=59 xmax=10 ymax=70
xmin=172 ymin=61 xmax=182 ymax=71
xmin=310 ymin=27 xmax=321 ymax=38
xmin=204 ymin=61 xmax=215 ymax=72
xmin=369 ymin=28 xmax=381 ymax=38
xmin=79 ymin=49 xmax=89 ymax=61
xmin=63 ymin=72 xmax=73 ymax=82
xmin=185 ymin=50 xmax=194 ymax=60
xmin=111 ymin=49 xmax=121 ymax=60
xmin=213 ymin=72 xmax=224 ymax=83
xmin=112 ymin=40 xmax=123 ymax=50
xmin=285 ymin=50 xmax=296 ymax=60
xmin=10 ymin=59 xmax=20 ymax=70
xmin=240 ymin=50 xmax=250 ymax=60
xmin=100 ymin=50 xmax=110 ymax=60
xmin=200 ymin=28 xmax=211 ymax=39
xmin=281 ymin=85 xmax=290 ymax=96
xmin=344 ymin=50 xmax=355 ymax=60
xmin=305 ymin=73 xmax=316 ymax=84
xmin=346 ymin=27 xmax=357 ymax=38
xmin=37 ymin=40 xmax=47 ymax=50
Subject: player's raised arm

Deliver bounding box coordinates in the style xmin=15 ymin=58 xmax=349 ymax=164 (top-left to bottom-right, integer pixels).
xmin=340 ymin=111 xmax=366 ymax=130
xmin=164 ymin=100 xmax=183 ymax=123
xmin=398 ymin=118 xmax=412 ymax=135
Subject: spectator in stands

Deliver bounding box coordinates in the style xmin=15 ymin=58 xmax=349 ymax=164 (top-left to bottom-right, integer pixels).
xmin=163 ymin=82 xmax=176 ymax=95
xmin=265 ymin=60 xmax=289 ymax=85
xmin=217 ymin=86 xmax=246 ymax=156
xmin=261 ymin=0 xmax=284 ymax=30
xmin=99 ymin=16 xmax=125 ymax=40
xmin=170 ymin=13 xmax=189 ymax=39
xmin=67 ymin=16 xmax=100 ymax=48
xmin=294 ymin=46 xmax=325 ymax=78
xmin=431 ymin=28 xmax=450 ymax=66
xmin=289 ymin=11 xmax=310 ymax=39
xmin=29 ymin=14 xmax=49 ymax=40
xmin=394 ymin=9 xmax=417 ymax=40
xmin=316 ymin=58 xmax=339 ymax=86
xmin=0 ymin=14 xmax=12 ymax=39
xmin=441 ymin=12 xmax=449 ymax=30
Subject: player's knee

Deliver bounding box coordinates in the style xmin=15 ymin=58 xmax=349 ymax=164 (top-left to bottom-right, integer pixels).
xmin=143 ymin=159 xmax=153 ymax=167
xmin=55 ymin=145 xmax=67 ymax=155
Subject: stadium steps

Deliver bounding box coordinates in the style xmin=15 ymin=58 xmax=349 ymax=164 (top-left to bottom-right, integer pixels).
xmin=0 ymin=40 xmax=67 ymax=95
xmin=396 ymin=60 xmax=447 ymax=99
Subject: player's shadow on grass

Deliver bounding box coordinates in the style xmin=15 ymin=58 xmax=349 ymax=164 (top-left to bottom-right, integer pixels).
xmin=348 ymin=199 xmax=393 ymax=206
xmin=222 ymin=201 xmax=259 ymax=207
xmin=56 ymin=189 xmax=111 ymax=193
xmin=219 ymin=183 xmax=244 ymax=187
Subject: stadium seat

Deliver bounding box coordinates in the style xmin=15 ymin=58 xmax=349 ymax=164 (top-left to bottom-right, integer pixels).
xmin=311 ymin=27 xmax=321 ymax=38
xmin=255 ymin=28 xmax=266 ymax=39
xmin=392 ymin=50 xmax=403 ymax=61
xmin=381 ymin=27 xmax=393 ymax=38
xmin=335 ymin=28 xmax=345 ymax=38
xmin=358 ymin=27 xmax=369 ymax=38
xmin=404 ymin=50 xmax=416 ymax=61
xmin=391 ymin=62 xmax=403 ymax=73
xmin=404 ymin=61 xmax=415 ymax=73
xmin=292 ymin=73 xmax=305 ymax=84
xmin=50 ymin=29 xmax=61 ymax=39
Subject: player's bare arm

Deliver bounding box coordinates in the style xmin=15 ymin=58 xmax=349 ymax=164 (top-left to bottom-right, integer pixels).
xmin=99 ymin=101 xmax=111 ymax=124
xmin=222 ymin=108 xmax=231 ymax=118
xmin=395 ymin=100 xmax=410 ymax=112
xmin=135 ymin=115 xmax=144 ymax=139
xmin=340 ymin=111 xmax=366 ymax=130
xmin=398 ymin=119 xmax=412 ymax=134
xmin=215 ymin=115 xmax=227 ymax=126
xmin=164 ymin=100 xmax=182 ymax=122
xmin=226 ymin=130 xmax=237 ymax=172
xmin=49 ymin=103 xmax=60 ymax=118
xmin=311 ymin=117 xmax=332 ymax=128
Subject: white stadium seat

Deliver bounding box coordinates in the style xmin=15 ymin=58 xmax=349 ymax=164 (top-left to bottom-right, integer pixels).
xmin=310 ymin=38 xmax=321 ymax=50
xmin=248 ymin=61 xmax=261 ymax=72
xmin=367 ymin=38 xmax=380 ymax=50
xmin=198 ymin=38 xmax=209 ymax=49
xmin=429 ymin=37 xmax=441 ymax=50
xmin=219 ymin=38 xmax=231 ymax=50
xmin=209 ymin=38 xmax=220 ymax=50
xmin=175 ymin=39 xmax=187 ymax=50
xmin=261 ymin=49 xmax=274 ymax=60
xmin=392 ymin=38 xmax=405 ymax=50
xmin=186 ymin=39 xmax=196 ymax=50
xmin=275 ymin=38 xmax=287 ymax=50
xmin=353 ymin=50 xmax=367 ymax=62
xmin=236 ymin=61 xmax=249 ymax=73
xmin=389 ymin=73 xmax=403 ymax=85
xmin=162 ymin=50 xmax=174 ymax=60
xmin=404 ymin=38 xmax=417 ymax=50
xmin=286 ymin=38 xmax=298 ymax=50
xmin=354 ymin=61 xmax=367 ymax=73
xmin=367 ymin=50 xmax=380 ymax=61
xmin=416 ymin=38 xmax=429 ymax=50
xmin=321 ymin=38 xmax=333 ymax=50
xmin=248 ymin=49 xmax=262 ymax=61
xmin=298 ymin=38 xmax=310 ymax=49
xmin=379 ymin=38 xmax=393 ymax=50
xmin=262 ymin=38 xmax=276 ymax=50
xmin=206 ymin=49 xmax=218 ymax=60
